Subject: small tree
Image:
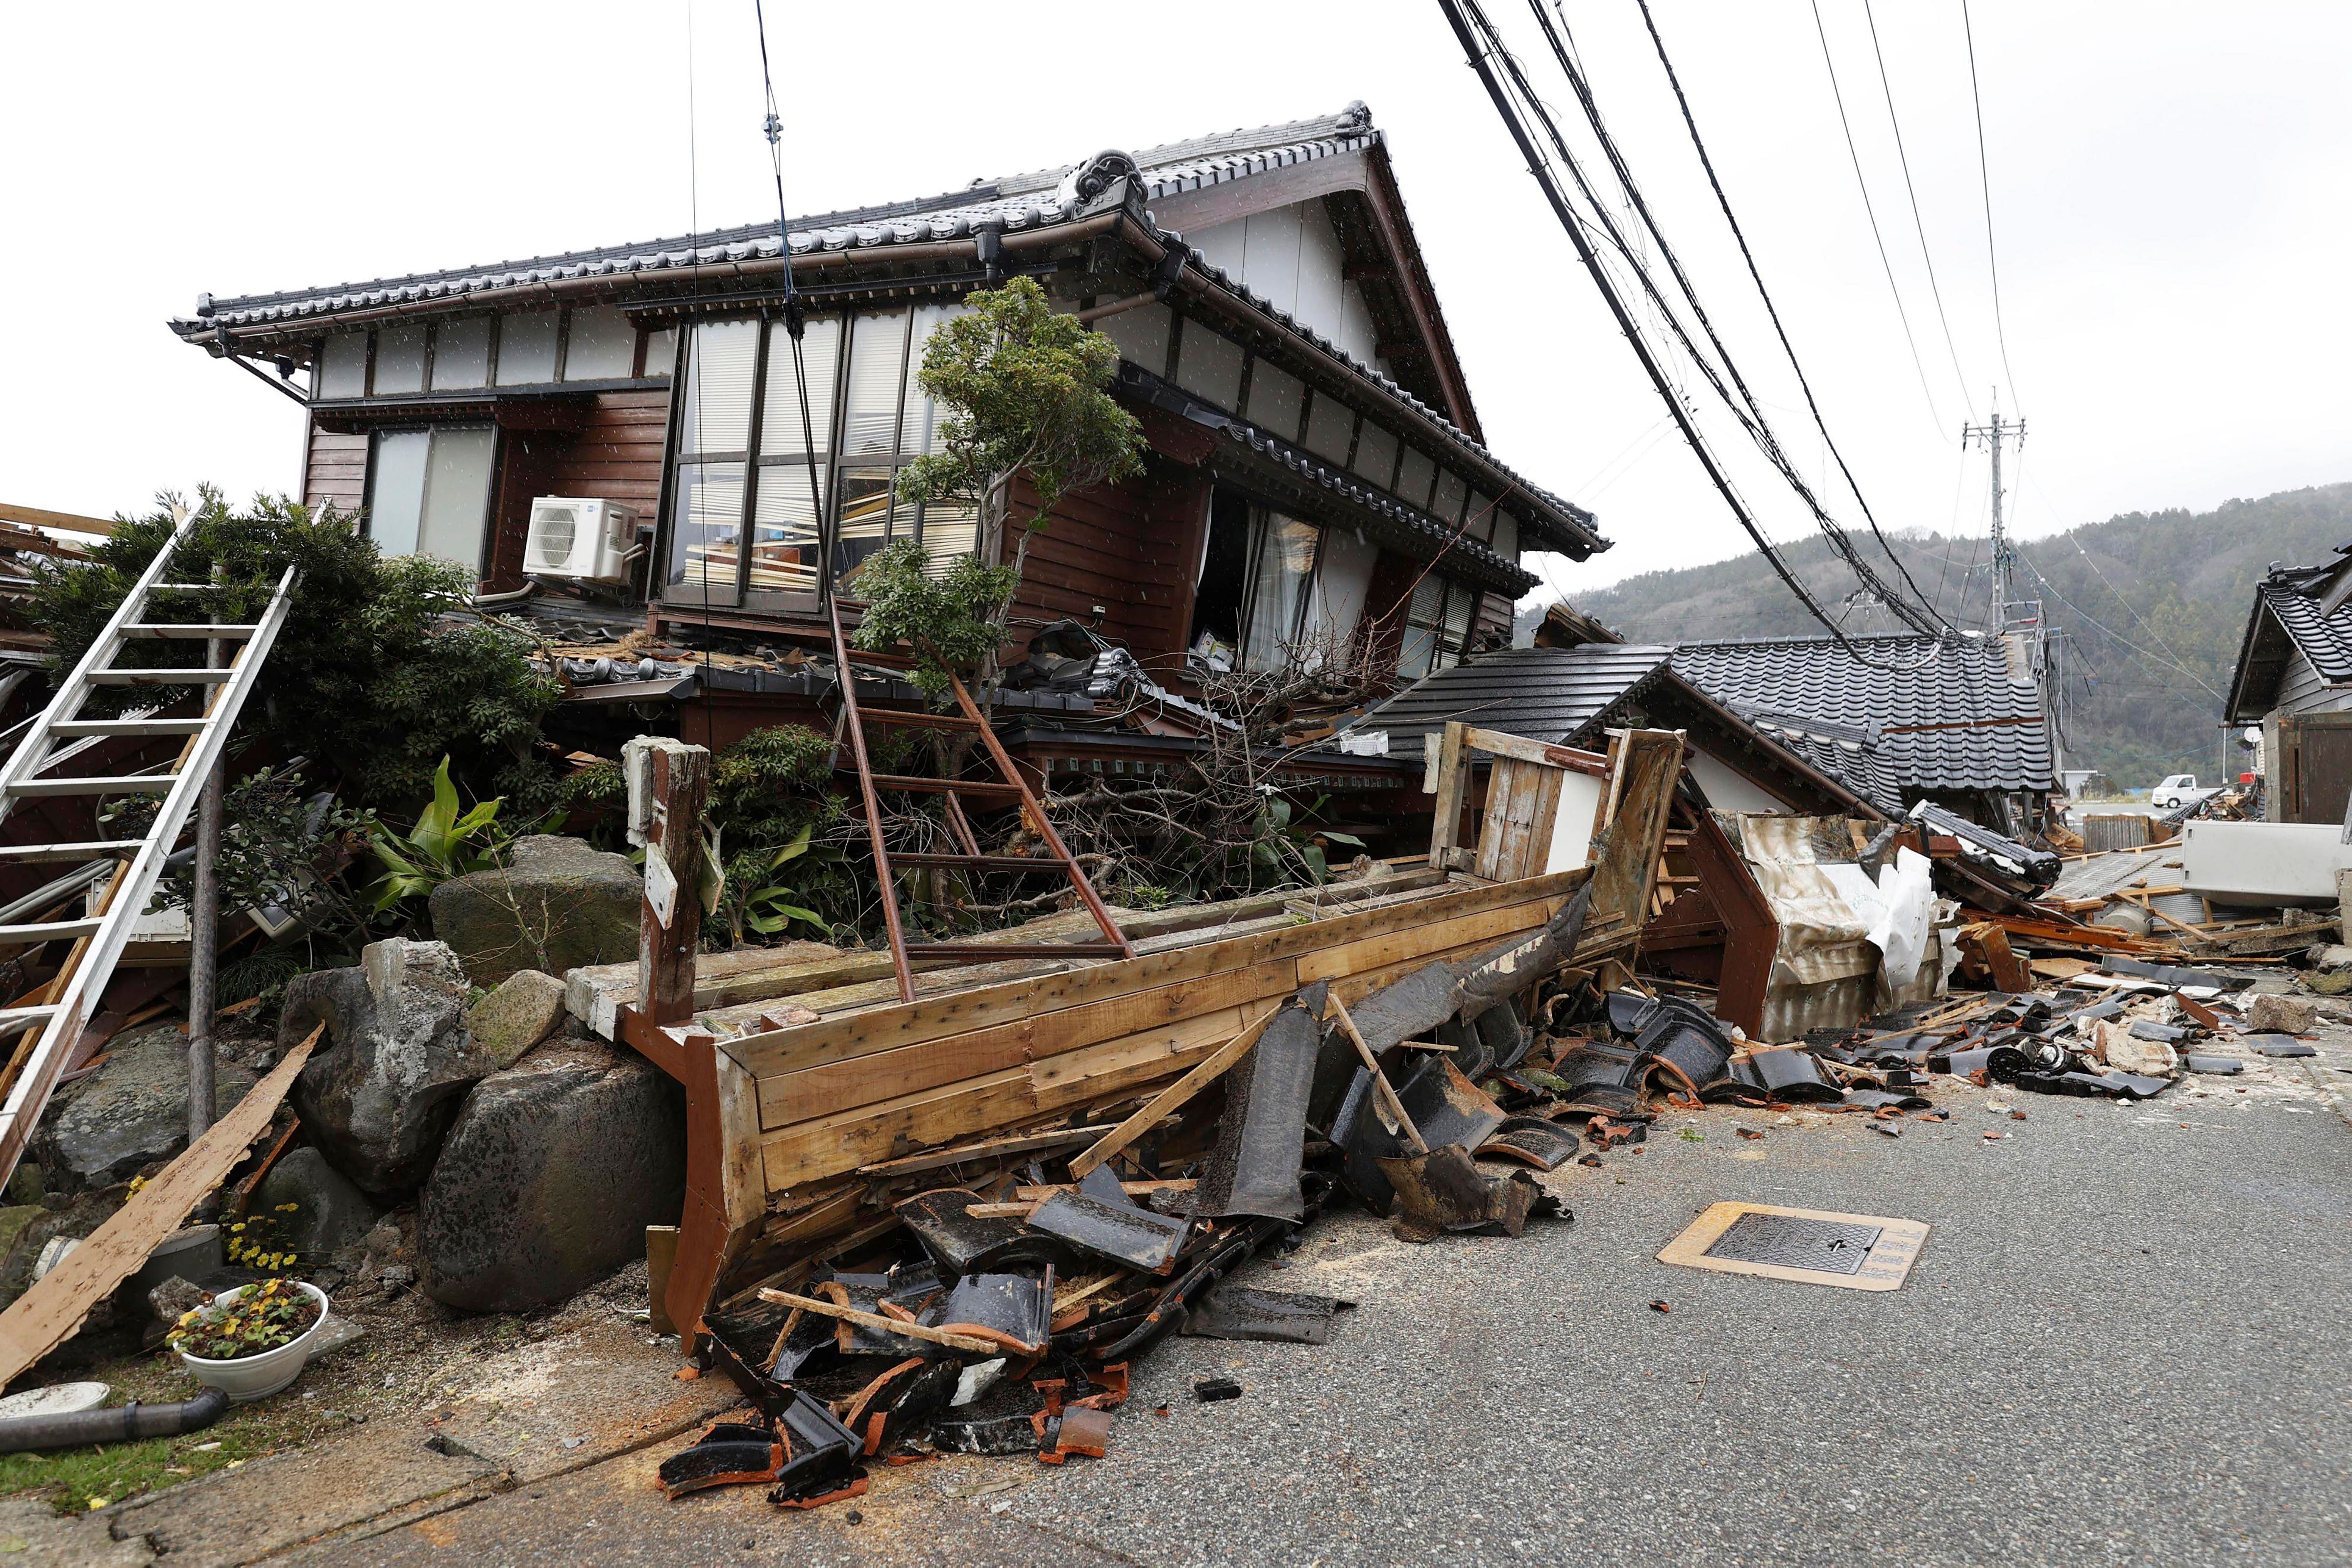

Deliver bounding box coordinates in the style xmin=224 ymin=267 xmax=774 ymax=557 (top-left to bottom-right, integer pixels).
xmin=862 ymin=279 xmax=1144 ymax=690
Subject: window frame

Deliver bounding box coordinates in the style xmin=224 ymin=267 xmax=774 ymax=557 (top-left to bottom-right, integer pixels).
xmin=659 ymin=305 xmax=967 ymax=613
xmin=360 ymin=421 xmax=500 ymax=580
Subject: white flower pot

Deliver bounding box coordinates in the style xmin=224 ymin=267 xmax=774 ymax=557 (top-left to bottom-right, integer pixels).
xmin=175 ymin=1281 xmax=332 ymax=1404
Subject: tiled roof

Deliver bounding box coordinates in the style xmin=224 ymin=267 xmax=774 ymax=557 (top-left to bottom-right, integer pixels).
xmin=171 ymin=104 xmax=1601 ymax=560
xmin=2224 ymin=561 xmax=2352 ymax=720
xmin=2257 ymin=575 xmax=2352 ymax=681
xmin=1342 ymin=644 xmax=1678 ymax=761
xmin=1669 ymin=633 xmax=2054 ymax=797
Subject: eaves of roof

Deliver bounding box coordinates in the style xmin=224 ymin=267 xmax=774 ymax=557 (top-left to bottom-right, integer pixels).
xmin=170 ymin=105 xmax=1603 ymax=563
xmin=1119 ymin=366 xmax=1535 ymax=596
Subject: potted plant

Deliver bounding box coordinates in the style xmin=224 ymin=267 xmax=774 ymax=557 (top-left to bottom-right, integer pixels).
xmin=167 ymin=1277 xmax=332 ymax=1403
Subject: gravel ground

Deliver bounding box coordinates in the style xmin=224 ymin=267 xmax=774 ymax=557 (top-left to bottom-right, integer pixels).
xmin=244 ymin=1031 xmax=2352 ymax=1568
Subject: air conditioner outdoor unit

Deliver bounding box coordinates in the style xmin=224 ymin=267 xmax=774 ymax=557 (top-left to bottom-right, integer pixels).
xmin=524 ymin=497 xmax=638 ymax=582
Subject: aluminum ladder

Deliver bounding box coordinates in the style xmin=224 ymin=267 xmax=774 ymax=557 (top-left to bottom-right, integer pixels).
xmin=0 ymin=507 xmax=298 ymax=1186
xmin=826 ymin=597 xmax=1133 ymax=1004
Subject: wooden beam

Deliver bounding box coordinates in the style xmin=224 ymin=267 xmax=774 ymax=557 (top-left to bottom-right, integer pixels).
xmin=629 ymin=738 xmax=710 ymax=1027
xmin=0 ymin=1026 xmax=319 ymax=1386
xmin=755 ymin=1288 xmax=1001 ymax=1354
xmin=0 ymin=501 xmax=114 ymax=536
xmin=1324 ymin=993 xmax=1426 ymax=1154
xmin=1068 ymin=1002 xmax=1283 ymax=1178
xmin=854 ymin=1125 xmax=1117 ymax=1179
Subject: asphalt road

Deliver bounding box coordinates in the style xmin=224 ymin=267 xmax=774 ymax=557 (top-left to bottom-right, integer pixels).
xmin=282 ymin=1039 xmax=2352 ymax=1568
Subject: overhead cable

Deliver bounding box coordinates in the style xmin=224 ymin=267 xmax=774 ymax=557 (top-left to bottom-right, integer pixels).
xmin=1434 ymin=0 xmax=1937 ymax=669
xmin=1860 ymin=0 xmax=1974 ymax=411
xmin=1809 ymin=0 xmax=1947 ymax=436
xmin=1625 ymin=0 xmax=1947 ymax=629
xmin=1960 ymin=0 xmax=2026 ymax=409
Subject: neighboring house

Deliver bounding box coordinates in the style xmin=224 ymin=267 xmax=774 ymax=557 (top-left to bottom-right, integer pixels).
xmin=2224 ymin=551 xmax=2352 ymax=821
xmin=1667 ymin=632 xmax=2056 ymax=830
xmin=172 ymin=104 xmax=1601 ymax=718
xmin=1340 ymin=643 xmax=1884 ymax=820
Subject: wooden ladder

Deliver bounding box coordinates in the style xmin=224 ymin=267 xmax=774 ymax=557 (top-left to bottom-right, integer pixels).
xmin=826 ymin=599 xmax=1134 ymax=1003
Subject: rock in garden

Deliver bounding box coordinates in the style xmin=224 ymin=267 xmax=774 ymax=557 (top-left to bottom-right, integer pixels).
xmin=254 ymin=1147 xmax=382 ymax=1257
xmin=428 ymin=836 xmax=642 ymax=987
xmin=30 ymin=1023 xmax=256 ymax=1195
xmin=417 ymin=1038 xmax=686 ymax=1313
xmin=148 ymin=1274 xmax=211 ymax=1328
xmin=2245 ymin=993 xmax=2318 ymax=1036
xmin=0 ymin=1187 xmax=122 ymax=1309
xmin=462 ymin=969 xmax=568 ymax=1069
xmin=285 ymin=939 xmax=495 ymax=1195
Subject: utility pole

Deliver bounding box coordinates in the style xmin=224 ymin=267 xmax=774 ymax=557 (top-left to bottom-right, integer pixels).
xmin=1961 ymin=393 xmax=2026 ymax=632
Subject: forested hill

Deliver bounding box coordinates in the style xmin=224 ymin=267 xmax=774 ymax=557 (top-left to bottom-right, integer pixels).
xmin=1527 ymin=482 xmax=2352 ymax=788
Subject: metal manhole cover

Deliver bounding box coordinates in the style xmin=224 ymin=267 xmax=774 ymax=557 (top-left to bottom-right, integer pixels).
xmin=1702 ymin=1211 xmax=1884 ymax=1276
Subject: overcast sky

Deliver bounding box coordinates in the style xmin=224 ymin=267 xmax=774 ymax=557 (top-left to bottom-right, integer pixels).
xmin=7 ymin=1 xmax=2347 ymax=611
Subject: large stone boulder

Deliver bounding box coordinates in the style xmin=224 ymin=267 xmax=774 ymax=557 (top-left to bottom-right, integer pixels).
xmin=417 ymin=1039 xmax=686 ymax=1313
xmin=428 ymin=836 xmax=641 ymax=987
xmin=30 ymin=1023 xmax=256 ymax=1196
xmin=462 ymin=969 xmax=568 ymax=1069
xmin=285 ymin=939 xmax=496 ymax=1196
xmin=254 ymin=1147 xmax=382 ymax=1259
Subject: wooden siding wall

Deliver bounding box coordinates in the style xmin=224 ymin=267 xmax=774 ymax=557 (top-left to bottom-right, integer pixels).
xmin=1471 ymin=589 xmax=1511 ymax=648
xmin=1000 ymin=460 xmax=1209 ymax=669
xmin=303 ymin=426 xmax=369 ymax=516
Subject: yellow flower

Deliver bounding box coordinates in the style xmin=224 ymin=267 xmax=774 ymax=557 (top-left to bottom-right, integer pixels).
xmin=229 ymin=1223 xmax=245 ymax=1233
xmin=178 ymin=1308 xmax=200 ymax=1325
xmin=86 ymin=1497 xmax=108 ymax=1511
xmin=277 ymin=1202 xmax=298 ymax=1212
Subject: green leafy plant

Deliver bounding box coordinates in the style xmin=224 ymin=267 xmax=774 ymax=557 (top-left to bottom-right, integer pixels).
xmin=1251 ymin=792 xmax=1366 ymax=887
xmin=862 ymin=279 xmax=1145 ymax=693
xmin=166 ymin=1277 xmax=319 ymax=1361
xmin=365 ymin=756 xmax=527 ymax=914
xmin=32 ymin=486 xmax=563 ymax=815
xmin=730 ymin=824 xmax=829 ymax=940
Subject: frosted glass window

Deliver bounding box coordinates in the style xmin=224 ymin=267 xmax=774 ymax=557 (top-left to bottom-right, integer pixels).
xmin=430 ymin=318 xmax=490 ymax=390
xmin=667 ymin=461 xmax=746 ymax=592
xmin=760 ymin=316 xmax=839 ymax=457
xmin=1303 ymin=393 xmax=1355 ymax=464
xmin=366 ymin=431 xmax=429 ymax=557
xmin=1491 ymin=512 xmax=1518 ymax=562
xmin=1444 ymin=584 xmax=1477 ymax=643
xmin=1432 ymin=471 xmax=1469 ymax=526
xmin=1242 ymin=510 xmax=1318 ymax=671
xmin=1245 ymin=361 xmax=1304 ymax=441
xmin=1350 ymin=420 xmax=1398 ymax=487
xmin=1098 ymin=301 xmax=1170 ymax=377
xmin=841 ymin=309 xmax=911 ymax=458
xmin=1466 ymin=491 xmax=1495 ymax=540
xmin=906 ymin=301 xmax=968 ymax=452
xmin=495 ymin=311 xmax=560 ymax=385
xmin=1396 ymin=448 xmax=1436 ymax=510
xmin=745 ymin=466 xmax=823 ymax=596
xmin=1302 ymin=525 xmax=1378 ymax=667
xmin=1174 ymin=320 xmax=1244 ymax=410
xmin=917 ymin=499 xmax=980 ymax=575
xmin=318 ymin=332 xmax=367 ymax=399
xmin=416 ymin=427 xmax=495 ymax=568
xmin=680 ymin=319 xmax=759 ymax=457
xmin=373 ymin=323 xmax=427 ymax=396
xmin=641 ymin=326 xmax=677 ymax=377
xmin=564 ymin=306 xmax=636 ymax=381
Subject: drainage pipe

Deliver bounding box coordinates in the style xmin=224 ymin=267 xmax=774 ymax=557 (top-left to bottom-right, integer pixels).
xmin=0 ymin=1386 xmax=230 ymax=1453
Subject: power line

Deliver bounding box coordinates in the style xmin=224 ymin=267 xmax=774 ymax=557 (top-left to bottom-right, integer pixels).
xmin=1627 ymin=0 xmax=1947 ymax=632
xmin=1436 ymin=0 xmax=1939 ymax=669
xmin=1524 ymin=0 xmax=1943 ymax=634
xmin=1809 ymin=0 xmax=1946 ymax=436
xmin=1960 ymin=0 xmax=2025 ymax=410
xmin=1861 ymin=0 xmax=1973 ymax=411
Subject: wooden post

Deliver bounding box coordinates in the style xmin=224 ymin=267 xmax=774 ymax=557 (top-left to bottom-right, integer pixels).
xmin=627 ymin=737 xmax=710 ymax=1027
xmin=1425 ymin=721 xmax=1474 ymax=873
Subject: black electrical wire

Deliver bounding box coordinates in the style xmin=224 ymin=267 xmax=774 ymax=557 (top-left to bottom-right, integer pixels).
xmin=1628 ymin=0 xmax=1946 ymax=631
xmin=1435 ymin=0 xmax=1936 ymax=671
xmin=1960 ymin=0 xmax=2025 ymax=410
xmin=1809 ymin=0 xmax=1946 ymax=435
xmin=1517 ymin=1 xmax=1943 ymax=636
xmin=753 ymin=0 xmax=830 ymax=606
xmin=1861 ymin=0 xmax=1972 ymax=408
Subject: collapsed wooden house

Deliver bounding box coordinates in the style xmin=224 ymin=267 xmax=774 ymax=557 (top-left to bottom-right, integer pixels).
xmin=581 ymin=728 xmax=1684 ymax=1337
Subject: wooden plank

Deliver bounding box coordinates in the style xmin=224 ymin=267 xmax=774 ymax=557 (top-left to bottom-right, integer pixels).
xmin=1425 ymin=722 xmax=1470 ymax=870
xmin=0 ymin=1026 xmax=318 ymax=1385
xmin=722 ymin=868 xmax=1589 ymax=1080
xmin=1067 ymin=1003 xmax=1282 ymax=1179
xmin=756 ymin=1288 xmax=1000 ymax=1354
xmin=0 ymin=501 xmax=114 ymax=536
xmin=761 ymin=1068 xmax=1036 ymax=1194
xmin=1294 ymin=898 xmax=1552 ymax=985
xmin=1029 ymin=1006 xmax=1249 ymax=1109
xmin=1324 ymin=993 xmax=1426 ymax=1153
xmin=754 ymin=959 xmax=1298 ymax=1130
xmin=854 ymin=1125 xmax=1115 ymax=1178
xmin=1460 ymin=727 xmax=1610 ymax=776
